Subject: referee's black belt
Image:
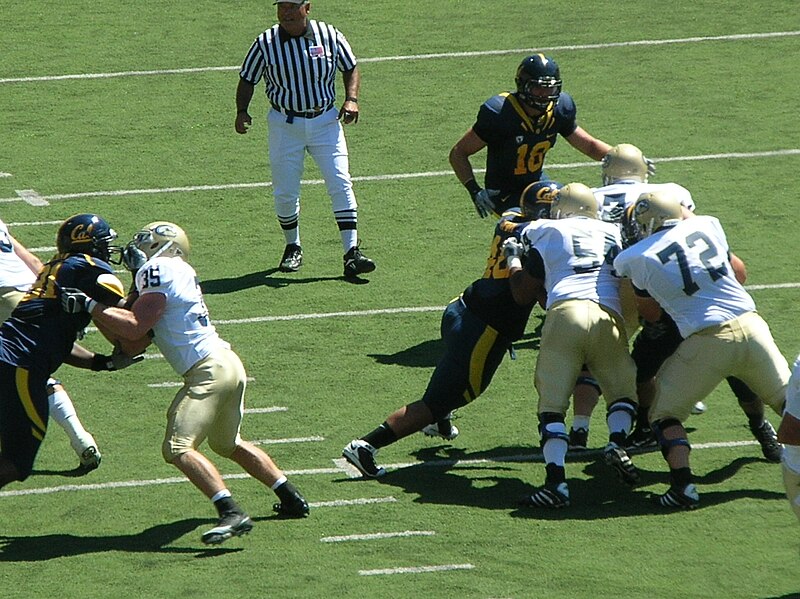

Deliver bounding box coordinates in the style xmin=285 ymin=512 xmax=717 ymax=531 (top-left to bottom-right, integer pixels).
xmin=271 ymin=103 xmax=334 ymax=119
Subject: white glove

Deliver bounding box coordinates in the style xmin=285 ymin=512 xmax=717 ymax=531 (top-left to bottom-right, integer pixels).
xmin=470 ymin=188 xmax=497 ymax=219
xmin=502 ymin=237 xmax=525 ymax=259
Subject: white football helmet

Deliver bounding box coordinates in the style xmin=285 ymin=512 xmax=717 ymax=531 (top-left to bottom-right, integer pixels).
xmin=601 ymin=143 xmax=650 ymax=185
xmin=633 ymin=191 xmax=683 ymax=238
xmin=122 ymin=221 xmax=190 ymax=271
xmin=552 ymin=183 xmax=599 ymax=219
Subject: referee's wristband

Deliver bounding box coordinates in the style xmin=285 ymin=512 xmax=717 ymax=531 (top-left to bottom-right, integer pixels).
xmin=345 ymin=96 xmax=358 ymax=103
xmin=507 ymin=256 xmax=522 ymax=270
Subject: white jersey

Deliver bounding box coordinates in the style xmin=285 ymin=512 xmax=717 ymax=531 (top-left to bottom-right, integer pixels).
xmin=522 ymin=216 xmax=623 ymax=313
xmin=135 ymin=256 xmax=229 ymax=375
xmin=0 ymin=219 xmax=37 ymax=290
xmin=614 ymin=215 xmax=756 ymax=338
xmin=593 ymin=180 xmax=695 ymax=223
xmin=786 ymin=354 xmax=800 ymax=420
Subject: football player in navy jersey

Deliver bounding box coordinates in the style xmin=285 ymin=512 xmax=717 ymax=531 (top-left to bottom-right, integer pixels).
xmin=449 ymin=54 xmax=611 ymax=219
xmin=0 ymin=214 xmax=137 ymax=490
xmin=342 ymin=182 xmax=558 ymax=478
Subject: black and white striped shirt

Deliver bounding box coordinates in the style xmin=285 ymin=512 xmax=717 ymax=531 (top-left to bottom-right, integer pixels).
xmin=240 ymin=20 xmax=357 ymax=113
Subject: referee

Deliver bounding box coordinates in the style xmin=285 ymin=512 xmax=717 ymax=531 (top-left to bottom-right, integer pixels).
xmin=235 ymin=0 xmax=376 ymax=279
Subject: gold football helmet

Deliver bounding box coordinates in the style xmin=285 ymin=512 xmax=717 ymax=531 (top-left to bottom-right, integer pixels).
xmin=122 ymin=221 xmax=191 ymax=271
xmin=601 ymin=143 xmax=650 ymax=185
xmin=633 ymin=191 xmax=683 ymax=238
xmin=552 ymin=182 xmax=598 ymax=219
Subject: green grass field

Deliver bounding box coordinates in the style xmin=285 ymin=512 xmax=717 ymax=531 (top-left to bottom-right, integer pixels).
xmin=1 ymin=2 xmax=799 ymax=597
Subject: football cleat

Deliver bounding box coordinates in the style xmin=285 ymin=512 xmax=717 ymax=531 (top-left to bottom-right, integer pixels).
xmin=279 ymin=244 xmax=303 ymax=272
xmin=603 ymin=442 xmax=640 ymax=486
xmin=422 ymin=413 xmax=459 ymax=441
xmin=750 ymin=420 xmax=782 ymax=463
xmin=568 ymin=427 xmax=589 ymax=451
xmin=519 ymin=482 xmax=570 ymax=509
xmin=657 ymin=484 xmax=700 ymax=510
xmin=201 ymin=511 xmax=254 ymax=545
xmin=342 ymin=440 xmax=386 ymax=478
xmin=691 ymin=401 xmax=707 ymax=415
xmin=273 ymin=491 xmax=310 ymax=518
xmin=77 ymin=446 xmax=102 ymax=473
xmin=343 ymin=244 xmax=375 ymax=278
xmin=624 ymin=425 xmax=657 ymax=449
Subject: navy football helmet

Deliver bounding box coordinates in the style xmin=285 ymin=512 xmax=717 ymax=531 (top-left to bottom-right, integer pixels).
xmin=56 ymin=214 xmax=120 ymax=263
xmin=515 ymin=54 xmax=562 ymax=111
xmin=520 ymin=180 xmax=562 ymax=220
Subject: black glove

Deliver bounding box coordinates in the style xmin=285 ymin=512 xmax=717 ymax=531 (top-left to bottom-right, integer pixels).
xmin=61 ymin=288 xmax=95 ymax=314
xmin=91 ymin=345 xmax=145 ymax=371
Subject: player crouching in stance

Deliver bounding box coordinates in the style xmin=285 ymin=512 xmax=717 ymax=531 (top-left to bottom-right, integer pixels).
xmin=507 ymin=183 xmax=640 ymax=509
xmin=62 ymin=222 xmax=309 ymax=545
xmin=342 ymin=181 xmax=558 ymax=479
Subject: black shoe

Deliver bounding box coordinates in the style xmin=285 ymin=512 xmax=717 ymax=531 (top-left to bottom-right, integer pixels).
xmin=603 ymin=442 xmax=641 ymax=486
xmin=657 ymin=484 xmax=700 ymax=510
xmin=342 ymin=440 xmax=386 ymax=478
xmin=519 ymin=482 xmax=570 ymax=509
xmin=76 ymin=446 xmax=101 ymax=474
xmin=279 ymin=244 xmax=303 ymax=272
xmin=568 ymin=427 xmax=588 ymax=451
xmin=750 ymin=420 xmax=782 ymax=463
xmin=273 ymin=491 xmax=310 ymax=518
xmin=624 ymin=424 xmax=657 ymax=449
xmin=201 ymin=510 xmax=254 ymax=545
xmin=343 ymin=244 xmax=375 ymax=277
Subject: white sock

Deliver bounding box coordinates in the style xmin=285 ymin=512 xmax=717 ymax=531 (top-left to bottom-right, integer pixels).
xmin=211 ymin=489 xmax=232 ymax=503
xmin=341 ymin=230 xmax=357 ymax=253
xmin=49 ymin=389 xmax=96 ymax=456
xmin=571 ymin=416 xmax=590 ymax=431
xmin=271 ymin=475 xmax=288 ymax=490
xmin=542 ymin=423 xmax=568 ymax=466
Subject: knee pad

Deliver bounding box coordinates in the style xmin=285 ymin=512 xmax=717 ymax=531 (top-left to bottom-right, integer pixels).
xmin=652 ymin=418 xmax=691 ymax=459
xmin=606 ymin=399 xmax=637 ymax=419
xmin=575 ymin=375 xmax=602 ymax=395
xmin=538 ymin=412 xmax=569 ymax=444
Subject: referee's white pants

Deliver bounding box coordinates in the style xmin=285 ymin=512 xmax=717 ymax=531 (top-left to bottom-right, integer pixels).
xmin=267 ymin=107 xmax=357 ymax=218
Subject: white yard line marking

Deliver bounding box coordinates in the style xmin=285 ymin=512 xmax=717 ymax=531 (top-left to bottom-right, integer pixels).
xmin=7 ymin=220 xmax=63 ymax=226
xmin=0 ymin=439 xmax=768 ymax=498
xmin=15 ymin=189 xmax=48 ymax=206
xmin=0 ymin=172 xmax=12 ymax=178
xmin=1 ymin=149 xmax=797 ymax=205
xmin=321 ymin=530 xmax=436 ymax=543
xmin=1 ymin=31 xmax=797 ymax=85
xmin=335 ymin=457 xmax=366 ymax=479
xmin=244 ymin=407 xmax=289 ymax=414
xmin=359 ymin=564 xmax=475 ymax=576
xmin=252 ymin=436 xmax=324 ymax=445
xmin=310 ymin=496 xmax=397 ymax=508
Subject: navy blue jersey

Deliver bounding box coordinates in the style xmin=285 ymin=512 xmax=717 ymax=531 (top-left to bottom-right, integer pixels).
xmin=0 ymin=254 xmax=125 ymax=375
xmin=462 ymin=209 xmax=536 ymax=340
xmin=472 ymin=92 xmax=578 ymax=198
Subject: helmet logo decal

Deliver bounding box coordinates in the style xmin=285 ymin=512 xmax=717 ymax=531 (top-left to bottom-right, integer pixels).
xmin=70 ymin=224 xmax=94 ymax=245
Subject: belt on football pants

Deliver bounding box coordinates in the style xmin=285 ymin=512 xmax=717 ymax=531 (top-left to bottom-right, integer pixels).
xmin=271 ymin=103 xmax=334 ymax=123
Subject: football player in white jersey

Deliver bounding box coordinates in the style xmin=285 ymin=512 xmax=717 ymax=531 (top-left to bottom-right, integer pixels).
xmin=779 ymin=355 xmax=800 ymax=522
xmin=69 ymin=222 xmax=309 ymax=545
xmin=576 ymin=144 xmax=782 ymax=462
xmin=0 ymin=218 xmax=101 ymax=472
xmin=614 ymin=191 xmax=790 ymax=509
xmin=507 ymin=183 xmax=639 ymax=508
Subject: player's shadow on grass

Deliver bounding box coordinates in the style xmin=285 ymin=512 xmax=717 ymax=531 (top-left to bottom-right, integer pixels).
xmin=200 ymin=268 xmax=355 ymax=294
xmin=368 ymin=323 xmax=544 ymax=368
xmin=351 ymin=445 xmax=783 ymax=519
xmin=0 ymin=518 xmax=242 ymax=561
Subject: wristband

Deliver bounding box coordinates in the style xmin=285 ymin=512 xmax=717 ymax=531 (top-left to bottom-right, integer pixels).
xmin=90 ymin=354 xmax=113 ymax=372
xmin=507 ymin=256 xmax=522 ymax=270
xmin=464 ymin=179 xmax=482 ymax=195
xmin=345 ymin=96 xmax=358 ymax=103
xmin=86 ymin=299 xmax=98 ymax=313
